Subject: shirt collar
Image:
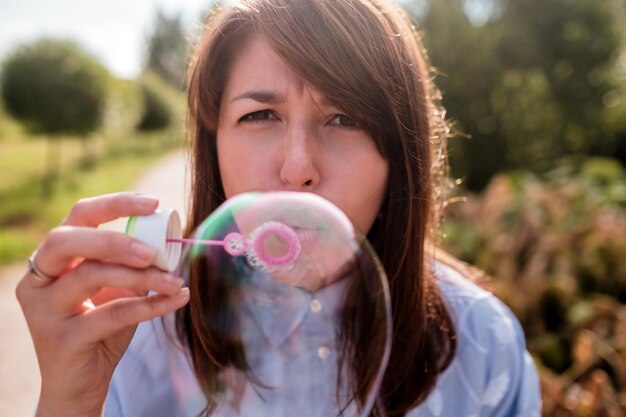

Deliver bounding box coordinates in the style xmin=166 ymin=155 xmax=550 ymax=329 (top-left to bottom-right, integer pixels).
xmin=243 ymin=269 xmax=350 ymax=348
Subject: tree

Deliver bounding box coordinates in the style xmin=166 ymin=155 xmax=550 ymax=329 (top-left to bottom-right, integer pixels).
xmin=416 ymin=0 xmax=625 ymax=190
xmin=420 ymin=0 xmax=507 ymax=189
xmin=136 ymin=72 xmax=174 ymax=131
xmin=1 ymin=38 xmax=109 ymax=196
xmin=145 ymin=10 xmax=189 ymax=89
xmin=496 ymin=0 xmax=622 ymax=155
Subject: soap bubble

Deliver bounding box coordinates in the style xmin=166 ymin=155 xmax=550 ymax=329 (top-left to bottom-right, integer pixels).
xmin=171 ymin=192 xmax=391 ymax=417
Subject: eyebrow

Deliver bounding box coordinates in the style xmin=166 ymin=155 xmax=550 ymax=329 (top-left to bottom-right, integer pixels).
xmin=229 ymin=89 xmax=337 ymax=110
xmin=230 ymin=90 xmax=284 ymax=104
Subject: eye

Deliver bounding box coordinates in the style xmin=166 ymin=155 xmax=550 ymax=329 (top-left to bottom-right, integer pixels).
xmin=238 ymin=110 xmax=278 ymax=123
xmin=328 ymin=114 xmax=360 ymax=128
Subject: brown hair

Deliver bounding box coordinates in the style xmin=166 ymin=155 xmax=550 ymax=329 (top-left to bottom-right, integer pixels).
xmin=178 ymin=0 xmax=456 ymax=415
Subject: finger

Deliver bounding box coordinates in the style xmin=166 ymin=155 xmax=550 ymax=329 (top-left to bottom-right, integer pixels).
xmin=49 ymin=262 xmax=184 ymax=312
xmin=36 ymin=226 xmax=157 ymax=277
xmin=76 ymin=289 xmax=190 ymax=344
xmin=62 ymin=192 xmax=159 ymax=227
xmin=25 ymin=251 xmax=57 ymax=288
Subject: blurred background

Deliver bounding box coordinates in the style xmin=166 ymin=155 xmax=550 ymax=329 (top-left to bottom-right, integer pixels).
xmin=0 ymin=0 xmax=625 ymax=415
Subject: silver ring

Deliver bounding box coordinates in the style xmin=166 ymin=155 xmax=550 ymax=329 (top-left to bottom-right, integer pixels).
xmin=28 ymin=251 xmax=56 ymax=283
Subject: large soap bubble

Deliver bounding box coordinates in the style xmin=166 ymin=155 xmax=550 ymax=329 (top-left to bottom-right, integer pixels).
xmin=170 ymin=192 xmax=391 ymax=417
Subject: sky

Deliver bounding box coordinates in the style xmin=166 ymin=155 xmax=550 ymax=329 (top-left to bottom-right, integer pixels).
xmin=0 ymin=0 xmax=211 ymax=79
xmin=0 ymin=0 xmax=490 ymax=79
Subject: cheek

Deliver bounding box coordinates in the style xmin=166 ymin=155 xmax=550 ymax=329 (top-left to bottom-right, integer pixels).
xmin=216 ymin=132 xmax=247 ymax=197
xmin=334 ymin=153 xmax=388 ymax=234
xmin=217 ymin=133 xmax=276 ymax=197
xmin=357 ymin=162 xmax=388 ymax=231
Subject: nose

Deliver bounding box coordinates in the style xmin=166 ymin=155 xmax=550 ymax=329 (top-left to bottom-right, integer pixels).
xmin=279 ymin=126 xmax=320 ymax=190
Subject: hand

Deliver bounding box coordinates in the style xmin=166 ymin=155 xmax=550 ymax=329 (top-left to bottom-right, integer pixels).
xmin=15 ymin=192 xmax=190 ymax=417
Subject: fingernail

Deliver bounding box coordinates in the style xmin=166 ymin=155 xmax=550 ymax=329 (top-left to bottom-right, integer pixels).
xmin=136 ymin=195 xmax=159 ymax=210
xmin=132 ymin=243 xmax=156 ymax=261
xmin=173 ymin=287 xmax=190 ymax=300
xmin=162 ymin=273 xmax=184 ymax=288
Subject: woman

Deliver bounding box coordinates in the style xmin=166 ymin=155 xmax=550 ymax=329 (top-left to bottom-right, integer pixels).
xmin=16 ymin=0 xmax=541 ymax=416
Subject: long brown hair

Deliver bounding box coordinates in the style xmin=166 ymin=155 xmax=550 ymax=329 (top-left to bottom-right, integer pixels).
xmin=178 ymin=0 xmax=456 ymax=415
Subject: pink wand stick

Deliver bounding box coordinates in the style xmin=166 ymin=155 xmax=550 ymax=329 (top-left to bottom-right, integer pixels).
xmin=166 ymin=238 xmax=225 ymax=246
xmin=165 ymin=223 xmax=301 ymax=271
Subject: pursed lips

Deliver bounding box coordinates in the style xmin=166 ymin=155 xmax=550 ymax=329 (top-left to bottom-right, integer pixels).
xmin=288 ymin=225 xmax=319 ymax=246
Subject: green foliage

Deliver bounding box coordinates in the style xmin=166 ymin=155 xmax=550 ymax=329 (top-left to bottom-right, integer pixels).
xmin=0 ymin=228 xmax=39 ymax=266
xmin=441 ymin=158 xmax=626 ymax=415
xmin=0 ymin=128 xmax=184 ymax=264
xmin=145 ymin=9 xmax=189 ymax=89
xmin=0 ymin=38 xmax=111 ymax=196
xmin=0 ymin=100 xmax=25 ymax=142
xmin=417 ymin=0 xmax=626 ymax=190
xmin=496 ymin=0 xmax=622 ymax=155
xmin=443 ymin=158 xmax=626 ymax=305
xmin=1 ymin=38 xmax=109 ymax=135
xmin=104 ymin=78 xmax=143 ymax=133
xmin=0 ymin=32 xmax=187 ymax=261
xmin=137 ymin=84 xmax=172 ymax=131
xmin=136 ymin=71 xmax=184 ymax=131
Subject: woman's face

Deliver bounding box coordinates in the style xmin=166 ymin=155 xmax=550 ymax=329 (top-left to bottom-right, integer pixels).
xmin=217 ymin=37 xmax=388 ymax=235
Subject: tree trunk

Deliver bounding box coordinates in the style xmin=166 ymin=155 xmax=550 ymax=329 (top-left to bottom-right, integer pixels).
xmin=42 ymin=137 xmax=61 ymax=198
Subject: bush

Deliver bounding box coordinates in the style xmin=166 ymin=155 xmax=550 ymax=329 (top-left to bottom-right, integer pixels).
xmin=1 ymin=38 xmax=109 ymax=134
xmin=1 ymin=38 xmax=110 ymax=196
xmin=136 ymin=71 xmax=178 ymax=131
xmin=443 ymin=158 xmax=625 ymax=308
xmin=103 ymin=78 xmax=143 ymax=133
xmin=442 ymin=158 xmax=626 ymax=415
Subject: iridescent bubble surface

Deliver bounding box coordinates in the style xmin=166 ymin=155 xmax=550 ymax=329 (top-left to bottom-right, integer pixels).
xmin=171 ymin=192 xmax=392 ymax=417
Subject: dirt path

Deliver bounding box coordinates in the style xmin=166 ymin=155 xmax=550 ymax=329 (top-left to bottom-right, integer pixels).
xmin=0 ymin=151 xmax=188 ymax=416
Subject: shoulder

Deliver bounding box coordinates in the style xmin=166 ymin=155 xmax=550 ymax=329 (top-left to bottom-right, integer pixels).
xmin=414 ymin=261 xmax=542 ymax=417
xmin=433 ymin=261 xmax=525 ymax=386
xmin=434 ymin=261 xmax=520 ymax=353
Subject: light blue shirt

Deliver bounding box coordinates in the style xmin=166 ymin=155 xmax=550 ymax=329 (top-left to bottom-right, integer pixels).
xmin=105 ymin=262 xmax=541 ymax=417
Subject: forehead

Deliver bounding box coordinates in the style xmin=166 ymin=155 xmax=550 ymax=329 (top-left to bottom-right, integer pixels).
xmin=225 ymin=37 xmax=300 ymax=91
xmin=222 ymin=36 xmax=326 ymax=104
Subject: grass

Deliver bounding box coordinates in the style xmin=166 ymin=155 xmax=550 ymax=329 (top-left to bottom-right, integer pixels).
xmin=0 ymin=68 xmax=187 ymax=267
xmin=0 ymin=124 xmax=184 ymax=266
xmin=0 ymin=135 xmax=86 ymax=190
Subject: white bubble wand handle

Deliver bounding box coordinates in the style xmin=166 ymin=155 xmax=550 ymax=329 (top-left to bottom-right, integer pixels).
xmin=126 ymin=209 xmax=182 ymax=272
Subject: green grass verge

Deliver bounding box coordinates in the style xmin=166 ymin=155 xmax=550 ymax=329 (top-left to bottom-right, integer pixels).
xmin=0 ymin=130 xmax=184 ymax=266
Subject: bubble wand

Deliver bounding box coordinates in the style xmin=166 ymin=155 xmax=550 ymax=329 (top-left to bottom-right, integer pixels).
xmin=127 ymin=210 xmax=301 ymax=272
